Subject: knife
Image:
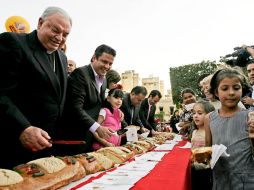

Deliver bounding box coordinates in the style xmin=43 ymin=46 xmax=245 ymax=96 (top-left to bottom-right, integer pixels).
xmin=49 ymin=140 xmax=86 ymax=145
xmin=115 ymin=128 xmax=128 ymax=135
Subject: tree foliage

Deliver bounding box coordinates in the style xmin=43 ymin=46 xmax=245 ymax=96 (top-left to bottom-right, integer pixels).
xmin=169 ymin=60 xmax=218 ymax=106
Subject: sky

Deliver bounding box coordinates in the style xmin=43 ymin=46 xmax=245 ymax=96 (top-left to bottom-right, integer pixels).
xmin=1 ymin=0 xmax=254 ymax=91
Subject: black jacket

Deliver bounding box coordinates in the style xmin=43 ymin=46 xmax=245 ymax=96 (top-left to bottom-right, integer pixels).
xmin=139 ymin=98 xmax=157 ymax=130
xmin=57 ymin=64 xmax=107 ymax=153
xmin=0 ymin=31 xmax=67 ymax=168
xmin=120 ymin=93 xmax=144 ymax=128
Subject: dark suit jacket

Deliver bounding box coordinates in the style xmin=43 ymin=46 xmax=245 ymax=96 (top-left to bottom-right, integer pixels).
xmin=120 ymin=93 xmax=144 ymax=128
xmin=58 ymin=64 xmax=107 ymax=153
xmin=0 ymin=31 xmax=67 ymax=168
xmin=242 ymin=89 xmax=254 ymax=109
xmin=139 ymin=98 xmax=157 ymax=131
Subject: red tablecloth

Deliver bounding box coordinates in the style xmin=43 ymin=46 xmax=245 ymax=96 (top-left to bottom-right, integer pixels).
xmin=71 ymin=141 xmax=191 ymax=190
xmin=131 ymin=141 xmax=191 ymax=190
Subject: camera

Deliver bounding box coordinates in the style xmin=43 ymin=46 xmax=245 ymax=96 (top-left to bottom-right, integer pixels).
xmin=222 ymin=46 xmax=254 ymax=67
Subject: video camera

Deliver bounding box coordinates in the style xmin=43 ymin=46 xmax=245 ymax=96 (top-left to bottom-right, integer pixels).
xmin=222 ymin=46 xmax=254 ymax=67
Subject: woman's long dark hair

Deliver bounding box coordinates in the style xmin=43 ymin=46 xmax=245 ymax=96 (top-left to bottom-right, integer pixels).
xmin=103 ymin=88 xmax=124 ymax=114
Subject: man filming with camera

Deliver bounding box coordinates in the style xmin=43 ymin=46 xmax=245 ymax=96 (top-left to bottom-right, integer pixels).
xmin=241 ymin=45 xmax=254 ymax=109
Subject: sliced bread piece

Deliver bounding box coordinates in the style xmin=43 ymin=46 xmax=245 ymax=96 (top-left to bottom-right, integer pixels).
xmin=87 ymin=152 xmax=114 ymax=170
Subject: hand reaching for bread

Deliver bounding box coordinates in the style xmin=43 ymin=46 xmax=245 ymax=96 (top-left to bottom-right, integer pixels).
xmin=19 ymin=126 xmax=52 ymax=152
xmin=140 ymin=127 xmax=150 ymax=133
xmin=105 ymin=142 xmax=115 ymax=147
xmin=96 ymin=126 xmax=114 ymax=139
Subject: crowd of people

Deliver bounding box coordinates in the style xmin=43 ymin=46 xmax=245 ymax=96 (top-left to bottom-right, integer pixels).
xmin=2 ymin=5 xmax=254 ymax=190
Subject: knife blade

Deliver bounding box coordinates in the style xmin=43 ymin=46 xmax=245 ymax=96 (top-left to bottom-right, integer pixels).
xmin=116 ymin=128 xmax=128 ymax=135
xmin=49 ymin=140 xmax=86 ymax=145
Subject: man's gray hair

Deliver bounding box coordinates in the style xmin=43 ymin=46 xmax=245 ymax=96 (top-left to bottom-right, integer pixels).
xmin=41 ymin=6 xmax=72 ymax=26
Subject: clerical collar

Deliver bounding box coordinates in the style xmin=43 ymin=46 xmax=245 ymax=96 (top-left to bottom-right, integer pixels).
xmin=47 ymin=50 xmax=55 ymax=54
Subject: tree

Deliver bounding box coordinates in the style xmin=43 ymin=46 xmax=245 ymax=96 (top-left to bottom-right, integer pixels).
xmin=170 ymin=60 xmax=218 ymax=105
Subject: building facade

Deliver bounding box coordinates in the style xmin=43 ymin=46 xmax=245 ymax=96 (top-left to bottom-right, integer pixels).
xmin=121 ymin=70 xmax=139 ymax=92
xmin=120 ymin=70 xmax=174 ymax=121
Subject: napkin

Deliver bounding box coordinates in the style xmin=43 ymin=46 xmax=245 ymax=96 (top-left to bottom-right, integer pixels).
xmin=118 ymin=161 xmax=157 ymax=172
xmin=175 ymin=123 xmax=181 ymax=132
xmin=107 ymin=170 xmax=147 ymax=178
xmin=80 ymin=183 xmax=133 ymax=190
xmin=173 ymin=134 xmax=183 ymax=142
xmin=210 ymin=144 xmax=230 ymax=169
xmin=135 ymin=152 xmax=167 ymax=162
xmin=154 ymin=143 xmax=176 ymax=151
xmin=126 ymin=128 xmax=138 ymax=142
xmin=92 ymin=175 xmax=137 ymax=185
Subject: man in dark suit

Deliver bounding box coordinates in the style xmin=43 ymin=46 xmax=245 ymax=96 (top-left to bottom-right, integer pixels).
xmin=0 ymin=7 xmax=72 ymax=168
xmin=139 ymin=90 xmax=162 ymax=135
xmin=120 ymin=86 xmax=148 ymax=131
xmin=58 ymin=44 xmax=116 ymax=154
xmin=242 ymin=60 xmax=254 ymax=109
